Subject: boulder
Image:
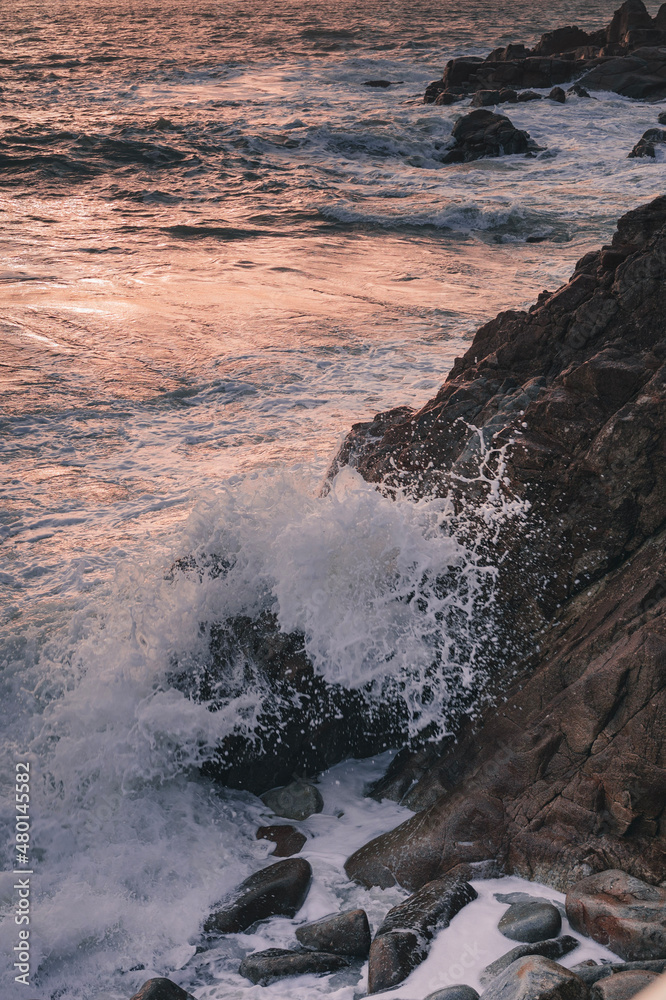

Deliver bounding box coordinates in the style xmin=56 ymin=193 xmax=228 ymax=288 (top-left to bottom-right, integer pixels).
xmin=481 ymin=957 xmax=589 ymax=1000
xmin=256 ymin=824 xmax=307 ymax=857
xmin=238 ymin=948 xmax=349 ymax=985
xmin=129 ymin=981 xmax=195 ymax=1000
xmin=607 ymin=0 xmax=654 ymax=45
xmin=498 ymin=901 xmax=562 ymax=942
xmin=296 ymin=908 xmax=371 ymax=957
xmin=494 ymin=893 xmax=565 ymax=915
xmin=339 ymin=196 xmax=666 ymax=892
xmin=169 ymin=610 xmax=408 ymax=794
xmin=658 ymin=111 xmax=666 ymax=124
xmin=204 ymin=858 xmax=312 ymax=934
xmin=368 ymin=874 xmax=477 ymax=992
xmin=425 ymin=987 xmax=480 ymax=1000
xmin=628 ymin=128 xmax=666 ymax=157
xmin=481 ymin=937 xmax=579 ymax=985
xmin=261 ymin=779 xmax=324 ymax=821
xmin=549 ymin=86 xmax=566 ymax=102
xmin=580 ymin=50 xmax=666 ymax=101
xmin=517 ymin=91 xmax=543 ymax=101
xmin=590 ymin=971 xmax=659 ymax=1000
xmin=566 ymin=871 xmax=666 ymax=960
xmin=441 ymin=109 xmax=535 ymax=163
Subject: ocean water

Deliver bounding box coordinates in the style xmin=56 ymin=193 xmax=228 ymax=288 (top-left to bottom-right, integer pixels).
xmin=0 ymin=1 xmax=663 ymax=996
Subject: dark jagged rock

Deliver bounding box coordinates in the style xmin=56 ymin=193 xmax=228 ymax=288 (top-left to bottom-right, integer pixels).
xmin=591 ymin=971 xmax=659 ymax=1000
xmin=548 ymin=86 xmax=566 ymax=102
xmin=471 ymin=89 xmax=518 ymax=107
xmin=518 ymin=90 xmax=543 ymax=101
xmin=658 ymin=111 xmax=666 ymax=124
xmin=566 ymin=871 xmax=666 ymax=960
xmin=238 ymin=948 xmax=349 ymax=985
xmin=261 ymin=778 xmax=324 ymax=820
xmin=579 ymin=48 xmax=666 ymax=100
xmin=441 ymin=110 xmax=536 ymax=164
xmin=570 ymin=960 xmax=666 ymax=984
xmin=424 ymin=1 xmax=666 ymax=105
xmin=256 ymin=824 xmax=307 ymax=857
xmin=204 ymin=858 xmax=312 ymax=934
xmin=480 ymin=937 xmax=580 ymax=986
xmin=425 ymin=987 xmax=480 ymax=1000
xmin=568 ymin=83 xmax=592 ymax=97
xmin=481 ymin=957 xmax=589 ymax=1000
xmin=340 ymin=196 xmax=666 ymax=891
xmin=498 ymin=901 xmax=562 ymax=942
xmin=296 ymin=908 xmax=371 ymax=957
xmin=628 ymin=127 xmax=666 ymax=157
xmin=129 ymin=981 xmax=196 ymax=1000
xmin=169 ymin=609 xmax=408 ymax=794
xmin=368 ymin=875 xmax=477 ymax=993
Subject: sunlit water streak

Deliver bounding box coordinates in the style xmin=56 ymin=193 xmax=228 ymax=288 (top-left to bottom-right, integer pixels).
xmin=0 ymin=1 xmax=664 ymax=997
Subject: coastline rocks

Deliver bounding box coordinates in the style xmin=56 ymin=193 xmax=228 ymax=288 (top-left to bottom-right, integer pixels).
xmin=441 ymin=110 xmax=536 ymax=163
xmin=591 ymin=971 xmax=659 ymax=1000
xmin=296 ymin=908 xmax=371 ymax=957
xmin=129 ymin=981 xmax=196 ymax=1000
xmin=238 ymin=948 xmax=349 ymax=985
xmin=204 ymin=858 xmax=312 ymax=934
xmin=339 ymin=196 xmax=666 ymax=891
xmin=498 ymin=901 xmax=563 ymax=942
xmin=256 ymin=824 xmax=307 ymax=857
xmin=548 ymin=86 xmax=566 ymax=102
xmin=628 ymin=128 xmax=666 ymax=157
xmin=424 ymin=2 xmax=666 ymax=105
xmin=565 ymin=871 xmax=666 ymax=960
xmin=368 ymin=876 xmax=477 ymax=992
xmin=261 ymin=778 xmax=324 ymax=820
xmin=481 ymin=937 xmax=580 ymax=986
xmin=482 ymin=957 xmax=589 ymax=1000
xmin=425 ymin=987 xmax=480 ymax=1000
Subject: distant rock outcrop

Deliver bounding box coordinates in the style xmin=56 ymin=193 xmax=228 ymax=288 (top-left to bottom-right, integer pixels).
xmin=424 ymin=1 xmax=666 ymax=104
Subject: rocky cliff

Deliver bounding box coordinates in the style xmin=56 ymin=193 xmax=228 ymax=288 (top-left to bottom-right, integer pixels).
xmin=338 ymin=196 xmax=666 ymax=891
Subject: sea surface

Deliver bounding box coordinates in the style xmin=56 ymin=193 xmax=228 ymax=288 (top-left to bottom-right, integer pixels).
xmin=0 ymin=1 xmax=663 ymax=997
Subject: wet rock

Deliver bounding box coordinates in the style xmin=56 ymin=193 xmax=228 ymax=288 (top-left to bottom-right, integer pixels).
xmin=364 ymin=79 xmax=401 ymax=87
xmin=498 ymin=901 xmax=562 ymax=942
xmin=480 ymin=936 xmax=580 ymax=985
xmin=204 ymin=858 xmax=312 ymax=934
xmin=658 ymin=111 xmax=666 ymax=124
xmin=261 ymin=778 xmax=324 ymax=821
xmin=338 ymin=196 xmax=666 ymax=892
xmin=548 ymin=86 xmax=566 ymax=102
xmin=129 ymin=981 xmax=196 ymax=1000
xmin=424 ymin=987 xmax=480 ymax=1000
xmin=580 ymin=49 xmax=666 ymax=101
xmin=570 ymin=961 xmax=666 ymax=985
xmin=296 ymin=908 xmax=371 ymax=957
xmin=441 ymin=109 xmax=535 ymax=164
xmin=482 ymin=956 xmax=589 ymax=1000
xmin=256 ymin=824 xmax=307 ymax=857
xmin=566 ymin=871 xmax=666 ymax=961
xmin=517 ymin=90 xmax=543 ymax=101
xmin=238 ymin=948 xmax=349 ymax=985
xmin=471 ymin=89 xmax=518 ymax=106
xmin=628 ymin=128 xmax=666 ymax=157
xmin=591 ymin=971 xmax=659 ymax=1000
xmin=368 ymin=875 xmax=477 ymax=993
xmin=568 ymin=83 xmax=592 ymax=97
xmin=174 ymin=610 xmax=408 ymax=794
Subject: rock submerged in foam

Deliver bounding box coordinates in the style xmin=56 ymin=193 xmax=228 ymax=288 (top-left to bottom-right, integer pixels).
xmin=261 ymin=777 xmax=324 ymax=820
xmin=204 ymin=857 xmax=312 ymax=934
xmin=296 ymin=907 xmax=371 ymax=957
xmin=498 ymin=900 xmax=562 ymax=942
xmin=238 ymin=947 xmax=349 ymax=985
